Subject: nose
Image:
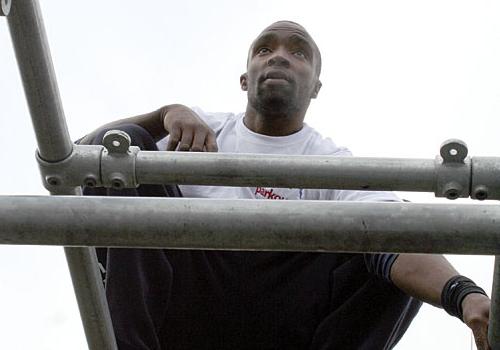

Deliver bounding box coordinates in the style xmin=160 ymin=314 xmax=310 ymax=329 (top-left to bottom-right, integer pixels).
xmin=267 ymin=47 xmax=290 ymax=68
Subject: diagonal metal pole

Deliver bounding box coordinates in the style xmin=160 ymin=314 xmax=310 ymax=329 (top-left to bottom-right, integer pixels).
xmin=489 ymin=256 xmax=500 ymax=349
xmin=5 ymin=1 xmax=117 ymax=349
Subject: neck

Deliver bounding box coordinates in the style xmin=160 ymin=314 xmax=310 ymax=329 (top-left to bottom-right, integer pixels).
xmin=243 ymin=105 xmax=305 ymax=136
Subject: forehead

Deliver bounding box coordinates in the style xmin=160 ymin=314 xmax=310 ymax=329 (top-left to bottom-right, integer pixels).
xmin=247 ymin=21 xmax=322 ymax=75
xmin=253 ymin=22 xmax=315 ymax=47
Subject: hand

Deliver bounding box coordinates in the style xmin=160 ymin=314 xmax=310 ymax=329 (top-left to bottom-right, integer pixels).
xmin=162 ymin=105 xmax=218 ymax=152
xmin=462 ymin=293 xmax=491 ymax=350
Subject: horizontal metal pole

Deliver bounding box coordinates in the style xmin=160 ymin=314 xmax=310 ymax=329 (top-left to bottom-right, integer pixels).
xmin=1 ymin=196 xmax=499 ymax=255
xmin=7 ymin=0 xmax=73 ymax=161
xmin=489 ymin=256 xmax=500 ymax=349
xmin=40 ymin=144 xmax=500 ymax=200
xmin=136 ymin=151 xmax=437 ymax=192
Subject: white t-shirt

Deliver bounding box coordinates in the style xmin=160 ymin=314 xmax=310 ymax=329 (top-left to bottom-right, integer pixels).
xmin=157 ymin=107 xmax=399 ymax=203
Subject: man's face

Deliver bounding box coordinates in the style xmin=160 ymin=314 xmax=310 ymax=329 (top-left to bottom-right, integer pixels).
xmin=241 ymin=22 xmax=322 ymax=116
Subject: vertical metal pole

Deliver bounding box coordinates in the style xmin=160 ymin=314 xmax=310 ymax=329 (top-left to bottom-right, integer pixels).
xmin=6 ymin=1 xmax=117 ymax=349
xmin=489 ymin=256 xmax=500 ymax=349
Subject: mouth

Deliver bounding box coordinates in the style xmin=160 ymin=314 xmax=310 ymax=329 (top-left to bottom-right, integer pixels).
xmin=263 ymin=70 xmax=290 ymax=82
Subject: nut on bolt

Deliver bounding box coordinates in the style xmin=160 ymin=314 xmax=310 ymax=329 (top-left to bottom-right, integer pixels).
xmin=84 ymin=176 xmax=97 ymax=188
xmin=111 ymin=179 xmax=125 ymax=189
xmin=109 ymin=173 xmax=126 ymax=190
xmin=46 ymin=176 xmax=61 ymax=187
xmin=442 ymin=181 xmax=462 ymax=200
xmin=473 ymin=185 xmax=488 ymax=201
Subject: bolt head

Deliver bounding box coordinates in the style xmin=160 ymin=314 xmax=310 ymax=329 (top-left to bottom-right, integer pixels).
xmin=84 ymin=177 xmax=97 ymax=188
xmin=473 ymin=186 xmax=488 ymax=201
xmin=442 ymin=181 xmax=463 ymax=200
xmin=445 ymin=189 xmax=459 ymax=200
xmin=46 ymin=176 xmax=60 ymax=186
xmin=111 ymin=178 xmax=124 ymax=189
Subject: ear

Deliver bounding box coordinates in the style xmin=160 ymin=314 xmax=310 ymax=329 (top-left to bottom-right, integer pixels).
xmin=240 ymin=73 xmax=248 ymax=91
xmin=311 ymin=80 xmax=322 ymax=99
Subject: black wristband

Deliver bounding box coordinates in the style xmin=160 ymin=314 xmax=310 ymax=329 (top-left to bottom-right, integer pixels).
xmin=441 ymin=275 xmax=487 ymax=322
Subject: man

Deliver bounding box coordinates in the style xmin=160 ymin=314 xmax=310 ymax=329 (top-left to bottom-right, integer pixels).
xmin=82 ymin=21 xmax=491 ymax=349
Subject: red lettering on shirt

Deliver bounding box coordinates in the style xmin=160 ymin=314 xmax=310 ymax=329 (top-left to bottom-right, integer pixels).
xmin=254 ymin=187 xmax=285 ymax=200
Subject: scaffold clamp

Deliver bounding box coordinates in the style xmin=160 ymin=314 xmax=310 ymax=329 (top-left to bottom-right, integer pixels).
xmin=101 ymin=130 xmax=140 ymax=189
xmin=435 ymin=139 xmax=471 ymax=199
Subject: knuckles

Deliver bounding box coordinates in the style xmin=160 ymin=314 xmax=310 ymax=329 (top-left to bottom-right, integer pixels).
xmin=165 ymin=112 xmax=216 ymax=152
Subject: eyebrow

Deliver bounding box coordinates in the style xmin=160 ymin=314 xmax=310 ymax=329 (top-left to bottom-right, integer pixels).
xmin=288 ymin=34 xmax=314 ymax=53
xmin=252 ymin=32 xmax=313 ymax=53
xmin=252 ymin=33 xmax=279 ymax=50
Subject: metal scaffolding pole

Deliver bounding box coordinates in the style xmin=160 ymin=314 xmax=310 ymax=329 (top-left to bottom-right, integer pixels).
xmin=5 ymin=1 xmax=117 ymax=349
xmin=490 ymin=256 xmax=500 ymax=349
xmin=136 ymin=152 xmax=438 ymax=191
xmin=2 ymin=1 xmax=499 ymax=348
xmin=38 ymin=138 xmax=500 ymax=200
xmin=0 ymin=196 xmax=499 ymax=255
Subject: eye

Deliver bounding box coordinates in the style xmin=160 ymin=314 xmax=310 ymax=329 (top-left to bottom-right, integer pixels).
xmin=257 ymin=47 xmax=271 ymax=55
xmin=293 ymin=50 xmax=306 ymax=58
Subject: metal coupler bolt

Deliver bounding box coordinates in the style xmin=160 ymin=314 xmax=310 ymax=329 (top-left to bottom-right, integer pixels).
xmin=111 ymin=178 xmax=125 ymax=190
xmin=473 ymin=186 xmax=488 ymax=201
xmin=443 ymin=181 xmax=462 ymax=200
xmin=84 ymin=177 xmax=97 ymax=188
xmin=46 ymin=176 xmax=61 ymax=186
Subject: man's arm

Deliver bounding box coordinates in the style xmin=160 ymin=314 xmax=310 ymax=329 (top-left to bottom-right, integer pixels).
xmin=391 ymin=254 xmax=491 ymax=349
xmin=80 ymin=104 xmax=217 ymax=152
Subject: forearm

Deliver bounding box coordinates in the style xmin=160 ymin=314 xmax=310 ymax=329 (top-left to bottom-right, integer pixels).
xmin=392 ymin=254 xmax=491 ymax=349
xmin=80 ymin=104 xmax=185 ymax=144
xmin=390 ymin=253 xmax=459 ymax=307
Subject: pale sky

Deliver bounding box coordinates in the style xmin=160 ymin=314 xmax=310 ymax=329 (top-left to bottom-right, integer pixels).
xmin=1 ymin=0 xmax=499 ymax=349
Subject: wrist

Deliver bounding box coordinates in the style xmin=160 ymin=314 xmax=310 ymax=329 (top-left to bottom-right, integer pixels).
xmin=461 ymin=293 xmax=489 ymax=315
xmin=441 ymin=275 xmax=488 ymax=322
xmin=160 ymin=104 xmax=189 ymax=120
xmin=461 ymin=292 xmax=491 ymax=333
xmin=159 ymin=104 xmax=192 ymax=131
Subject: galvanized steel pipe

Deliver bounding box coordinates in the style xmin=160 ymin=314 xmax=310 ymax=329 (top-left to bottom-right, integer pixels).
xmin=0 ymin=196 xmax=499 ymax=255
xmin=7 ymin=0 xmax=72 ymax=161
xmin=489 ymin=256 xmax=500 ymax=350
xmin=64 ymin=246 xmax=117 ymax=350
xmin=136 ymin=151 xmax=437 ymax=192
xmin=6 ymin=2 xmax=117 ymax=349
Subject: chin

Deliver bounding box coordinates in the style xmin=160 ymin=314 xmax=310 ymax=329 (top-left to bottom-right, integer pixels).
xmin=254 ymin=96 xmax=298 ymax=117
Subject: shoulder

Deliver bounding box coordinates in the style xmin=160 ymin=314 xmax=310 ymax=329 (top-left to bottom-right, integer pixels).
xmin=302 ymin=126 xmax=400 ymax=202
xmin=190 ymin=106 xmax=239 ymax=133
xmin=302 ymin=124 xmax=352 ymax=157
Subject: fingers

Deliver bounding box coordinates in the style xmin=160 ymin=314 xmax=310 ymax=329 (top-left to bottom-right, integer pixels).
xmin=471 ymin=323 xmax=490 ymax=350
xmin=166 ymin=126 xmax=218 ymax=152
xmin=191 ymin=128 xmax=207 ymax=152
xmin=462 ymin=294 xmax=492 ymax=350
xmin=178 ymin=129 xmax=193 ymax=151
xmin=166 ymin=126 xmax=181 ymax=151
xmin=163 ymin=108 xmax=218 ymax=152
xmin=205 ymin=132 xmax=218 ymax=152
